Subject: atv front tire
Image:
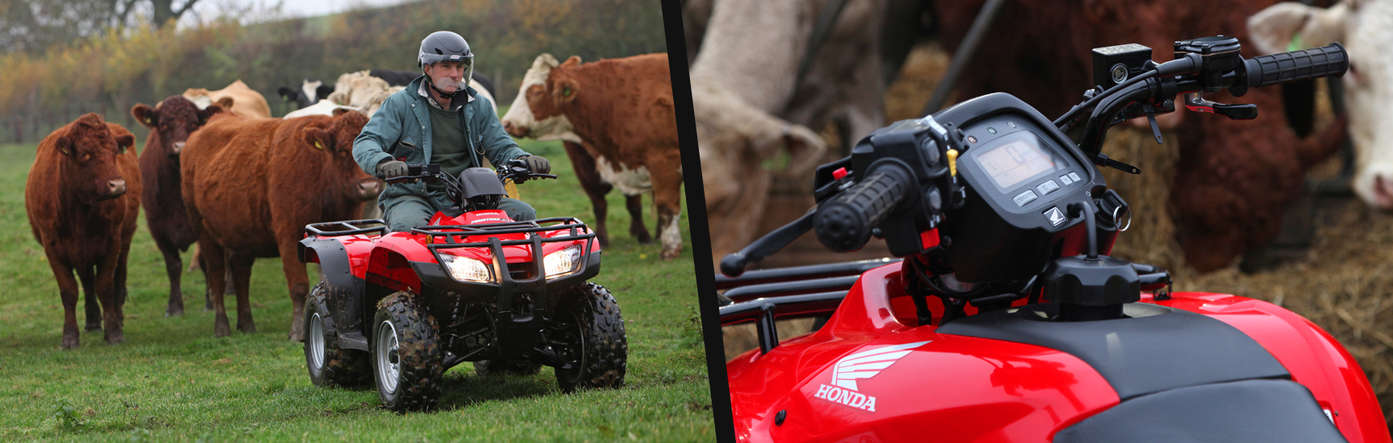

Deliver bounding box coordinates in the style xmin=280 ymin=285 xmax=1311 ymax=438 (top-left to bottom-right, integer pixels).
xmin=304 ymin=282 xmax=369 ymax=387
xmin=371 ymin=291 xmax=442 ymax=412
xmin=553 ymin=282 xmax=627 ymax=392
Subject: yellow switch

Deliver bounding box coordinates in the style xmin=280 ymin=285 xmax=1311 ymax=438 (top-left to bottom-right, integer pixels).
xmin=947 ymin=149 xmax=959 ymax=177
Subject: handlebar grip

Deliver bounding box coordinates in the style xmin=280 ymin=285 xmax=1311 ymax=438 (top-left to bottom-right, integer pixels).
xmin=1245 ymin=43 xmax=1347 ymax=88
xmin=378 ymin=164 xmax=437 ymax=182
xmin=813 ymin=164 xmax=913 ymax=252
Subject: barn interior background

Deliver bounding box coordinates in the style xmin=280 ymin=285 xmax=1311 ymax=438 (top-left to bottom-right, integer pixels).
xmin=0 ymin=0 xmax=665 ymax=144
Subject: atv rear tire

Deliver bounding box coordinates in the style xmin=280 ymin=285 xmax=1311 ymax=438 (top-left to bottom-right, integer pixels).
xmin=553 ymin=282 xmax=626 ymax=392
xmin=305 ymin=282 xmax=370 ymax=387
xmin=475 ymin=359 xmax=542 ymax=376
xmin=371 ymin=291 xmax=442 ymax=412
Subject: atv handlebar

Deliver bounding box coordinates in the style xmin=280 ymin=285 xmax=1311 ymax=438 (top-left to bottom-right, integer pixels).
xmin=379 ymin=164 xmax=442 ymax=183
xmin=1244 ymin=43 xmax=1348 ymax=88
xmin=378 ymin=163 xmax=557 ymax=184
xmin=813 ymin=163 xmax=914 ymax=252
xmin=1068 ymin=41 xmax=1348 ymax=157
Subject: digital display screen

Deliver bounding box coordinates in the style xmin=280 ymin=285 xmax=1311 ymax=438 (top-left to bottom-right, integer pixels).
xmin=975 ymin=137 xmax=1056 ymax=190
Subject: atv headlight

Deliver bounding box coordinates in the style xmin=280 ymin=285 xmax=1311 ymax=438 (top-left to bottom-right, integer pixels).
xmin=543 ymin=245 xmax=583 ymax=278
xmin=440 ymin=254 xmax=494 ymax=283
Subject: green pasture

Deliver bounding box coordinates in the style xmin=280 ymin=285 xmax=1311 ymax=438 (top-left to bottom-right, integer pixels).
xmin=0 ymin=138 xmax=713 ymax=440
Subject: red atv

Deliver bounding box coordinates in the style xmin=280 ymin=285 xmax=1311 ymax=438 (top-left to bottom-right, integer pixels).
xmin=298 ymin=161 xmax=625 ymax=411
xmin=718 ymin=37 xmax=1389 ymax=441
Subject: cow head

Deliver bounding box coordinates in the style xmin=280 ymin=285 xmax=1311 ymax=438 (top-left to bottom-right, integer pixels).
xmin=694 ymin=81 xmax=827 ymax=264
xmin=132 ymin=96 xmax=224 ymax=157
xmin=301 ymin=109 xmax=381 ymax=202
xmin=52 ymin=113 xmax=134 ymax=203
xmin=501 ymin=53 xmax=583 ymax=143
xmin=278 ymin=79 xmax=334 ymax=109
xmin=1250 ymin=0 xmax=1393 ymax=209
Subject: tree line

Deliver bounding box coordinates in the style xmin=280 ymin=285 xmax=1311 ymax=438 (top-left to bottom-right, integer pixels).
xmin=0 ymin=0 xmax=667 ymax=144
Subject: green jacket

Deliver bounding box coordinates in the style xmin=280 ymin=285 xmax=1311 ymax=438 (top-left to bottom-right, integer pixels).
xmin=353 ymin=75 xmax=528 ymax=210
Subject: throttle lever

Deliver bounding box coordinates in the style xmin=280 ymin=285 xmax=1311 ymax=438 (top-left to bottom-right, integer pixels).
xmin=1184 ymin=93 xmax=1257 ymax=120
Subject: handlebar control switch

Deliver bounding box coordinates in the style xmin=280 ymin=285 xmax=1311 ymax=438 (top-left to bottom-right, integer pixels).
xmin=1173 ymin=35 xmax=1244 ymax=94
xmin=1091 ymin=43 xmax=1152 ymax=90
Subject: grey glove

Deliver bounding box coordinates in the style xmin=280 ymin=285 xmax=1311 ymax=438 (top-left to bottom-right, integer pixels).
xmin=377 ymin=159 xmax=408 ymax=179
xmin=521 ymin=155 xmax=551 ymax=174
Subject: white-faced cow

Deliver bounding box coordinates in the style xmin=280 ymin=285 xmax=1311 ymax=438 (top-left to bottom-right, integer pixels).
xmin=1249 ymin=0 xmax=1393 ymax=209
xmin=502 ymin=53 xmax=684 ymax=259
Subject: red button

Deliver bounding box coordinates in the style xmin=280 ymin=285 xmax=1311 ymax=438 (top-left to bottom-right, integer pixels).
xmin=833 ymin=167 xmax=848 ymax=180
xmin=920 ymin=229 xmax=940 ymax=249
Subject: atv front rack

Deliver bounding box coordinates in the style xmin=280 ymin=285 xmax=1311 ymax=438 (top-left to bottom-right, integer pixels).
xmin=413 ymin=217 xmax=598 ymax=289
xmin=718 ymin=258 xmax=901 ymax=353
xmin=304 ymin=219 xmax=389 ymax=237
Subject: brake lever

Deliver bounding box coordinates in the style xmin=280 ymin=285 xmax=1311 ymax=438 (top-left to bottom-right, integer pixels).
xmin=1144 ymin=109 xmax=1164 ymax=145
xmin=1093 ymin=153 xmax=1142 ymax=175
xmin=1184 ymin=93 xmax=1257 ymax=120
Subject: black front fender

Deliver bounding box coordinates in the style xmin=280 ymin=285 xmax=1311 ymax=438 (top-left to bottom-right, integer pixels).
xmin=300 ymin=237 xmax=362 ymax=297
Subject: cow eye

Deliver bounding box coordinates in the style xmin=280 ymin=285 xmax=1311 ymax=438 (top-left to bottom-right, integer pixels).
xmin=80 ymin=153 xmax=91 ymax=161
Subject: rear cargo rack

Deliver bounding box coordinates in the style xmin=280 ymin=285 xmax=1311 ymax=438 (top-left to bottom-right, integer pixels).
xmin=304 ymin=219 xmax=389 ymax=237
xmin=718 ymin=258 xmax=901 ymax=354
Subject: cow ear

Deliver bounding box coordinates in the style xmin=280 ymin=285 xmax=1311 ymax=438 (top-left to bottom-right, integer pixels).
xmin=774 ymin=124 xmax=828 ymax=173
xmin=56 ymin=134 xmax=73 ymax=156
xmin=131 ymin=104 xmax=157 ymax=128
xmin=277 ymin=86 xmax=296 ymax=101
xmin=303 ymin=126 xmax=332 ymax=152
xmin=215 ymin=96 xmax=236 ymax=111
xmin=1248 ymin=2 xmax=1343 ymax=55
xmin=553 ymin=78 xmax=579 ymax=104
xmin=562 ymin=55 xmax=582 ymax=67
xmin=317 ymin=84 xmax=335 ymax=99
xmin=115 ymin=132 xmax=134 ymax=154
xmin=198 ymin=104 xmax=224 ymax=125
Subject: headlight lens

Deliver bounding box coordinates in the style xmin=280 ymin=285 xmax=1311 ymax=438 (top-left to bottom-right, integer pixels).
xmin=543 ymin=245 xmax=583 ymax=278
xmin=440 ymin=254 xmax=493 ymax=283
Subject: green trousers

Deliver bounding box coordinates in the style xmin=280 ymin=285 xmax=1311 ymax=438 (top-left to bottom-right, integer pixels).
xmin=383 ymin=195 xmax=536 ymax=232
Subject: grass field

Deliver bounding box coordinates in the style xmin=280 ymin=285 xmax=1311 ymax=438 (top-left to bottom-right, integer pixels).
xmin=0 ymin=137 xmax=714 ymax=440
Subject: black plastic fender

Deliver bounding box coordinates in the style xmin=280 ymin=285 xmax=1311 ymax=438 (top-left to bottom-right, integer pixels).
xmin=299 ymin=237 xmax=365 ymax=324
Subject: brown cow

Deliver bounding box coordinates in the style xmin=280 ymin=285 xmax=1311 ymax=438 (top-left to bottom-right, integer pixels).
xmin=130 ymin=96 xmax=225 ymax=316
xmin=25 ymin=114 xmax=141 ymax=348
xmin=501 ymin=53 xmax=685 ymax=259
xmin=183 ymin=80 xmax=272 ymax=118
xmin=181 ymin=110 xmax=381 ymax=340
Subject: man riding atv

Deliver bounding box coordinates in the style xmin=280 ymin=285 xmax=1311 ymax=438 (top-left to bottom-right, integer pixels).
xmin=354 ymin=30 xmax=551 ymax=231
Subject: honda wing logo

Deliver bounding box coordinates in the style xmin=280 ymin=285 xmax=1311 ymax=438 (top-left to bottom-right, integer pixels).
xmin=813 ymin=341 xmax=930 ymax=412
